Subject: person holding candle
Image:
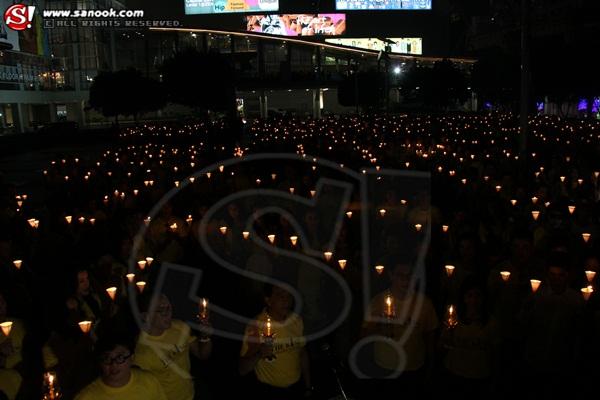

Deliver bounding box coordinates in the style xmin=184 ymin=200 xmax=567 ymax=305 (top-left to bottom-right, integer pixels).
xmin=239 ymin=284 xmax=312 ymax=400
xmin=66 ymin=269 xmax=103 ymax=323
xmin=75 ymin=333 xmax=167 ymax=400
xmin=440 ymin=277 xmax=500 ymax=397
xmin=134 ymin=293 xmax=212 ymax=400
xmin=361 ymin=262 xmax=438 ymax=398
xmin=0 ymin=293 xmax=24 ymax=400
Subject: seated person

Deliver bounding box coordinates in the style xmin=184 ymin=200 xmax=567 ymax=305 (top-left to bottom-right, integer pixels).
xmin=0 ymin=292 xmax=24 ymax=400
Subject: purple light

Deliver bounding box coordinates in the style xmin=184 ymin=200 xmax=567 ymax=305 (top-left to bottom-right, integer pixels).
xmin=484 ymin=102 xmax=492 ymax=110
xmin=593 ymin=98 xmax=600 ymax=113
xmin=578 ymin=99 xmax=587 ymax=111
xmin=537 ymin=102 xmax=544 ymax=111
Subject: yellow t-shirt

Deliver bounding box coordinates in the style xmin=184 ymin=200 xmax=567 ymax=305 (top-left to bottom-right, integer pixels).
xmin=367 ymin=292 xmax=438 ymax=371
xmin=240 ymin=311 xmax=306 ymax=388
xmin=0 ymin=319 xmax=25 ymax=369
xmin=134 ymin=320 xmax=195 ymax=400
xmin=0 ymin=369 xmax=22 ymax=400
xmin=74 ymin=368 xmax=167 ymax=400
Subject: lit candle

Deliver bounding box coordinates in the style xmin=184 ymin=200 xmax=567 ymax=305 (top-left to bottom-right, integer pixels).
xmin=346 ymin=211 xmax=353 ymax=218
xmin=126 ymin=273 xmax=135 ymax=283
xmin=268 ymin=234 xmax=276 ymax=244
xmin=415 ymin=224 xmax=422 ymax=232
xmin=446 ymin=305 xmax=458 ymax=328
xmin=89 ymin=218 xmax=96 ymax=226
xmin=500 ymin=271 xmax=511 ymax=282
xmin=568 ymin=206 xmax=576 ymax=215
xmin=12 ymin=260 xmax=22 ymax=270
xmin=219 ymin=165 xmax=224 ymax=173
xmin=581 ymin=286 xmax=593 ymax=301
xmin=510 ymin=199 xmax=517 ymax=206
xmin=200 ymin=298 xmax=208 ymax=320
xmin=0 ymin=321 xmax=12 ymax=336
xmin=310 ymin=190 xmax=316 ymax=198
xmin=242 ymin=231 xmax=250 ymax=239
xmin=137 ymin=260 xmax=147 ymax=270
xmin=531 ymin=211 xmax=540 ymax=221
xmin=106 ymin=287 xmax=117 ymax=301
xmin=169 ymin=222 xmax=178 ymax=232
xmin=144 ymin=217 xmax=151 ymax=226
xmin=375 ymin=265 xmax=385 ymax=275
xmin=186 ymin=215 xmax=193 ymax=225
xmin=271 ymin=173 xmax=277 ymax=180
xmin=136 ymin=281 xmax=146 ymax=293
xmin=65 ymin=215 xmax=72 ymax=224
xmin=78 ymin=217 xmax=85 ymax=224
xmin=146 ymin=257 xmax=154 ymax=266
xmin=442 ymin=225 xmax=449 ymax=233
xmin=219 ymin=226 xmax=227 ymax=235
xmin=379 ymin=209 xmax=386 ymax=217
xmin=585 ymin=270 xmax=596 ymax=283
xmin=495 ymin=185 xmax=502 ymax=192
xmin=289 ymin=235 xmax=298 ymax=246
xmin=582 ymin=233 xmax=591 ymax=243
xmin=385 ymin=294 xmax=394 ymax=318
xmin=559 ymin=176 xmax=566 ymax=183
xmin=338 ymin=259 xmax=347 ymax=270
xmin=78 ymin=320 xmax=92 ymax=334
xmin=445 ymin=265 xmax=455 ymax=277
xmin=531 ymin=196 xmax=538 ymax=204
xmin=323 ymin=251 xmax=333 ymax=262
xmin=289 ymin=187 xmax=295 ymax=194
xmin=189 ymin=177 xmax=195 ymax=183
xmin=206 ymin=172 xmax=212 ymax=179
xmin=265 ymin=317 xmax=272 ymax=337
xmin=530 ymin=279 xmax=541 ymax=293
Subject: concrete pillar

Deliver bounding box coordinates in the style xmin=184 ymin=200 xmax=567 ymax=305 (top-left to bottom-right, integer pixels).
xmin=259 ymin=91 xmax=268 ymax=119
xmin=312 ymin=89 xmax=321 ymax=119
xmin=49 ymin=103 xmax=57 ymax=122
xmin=15 ymin=103 xmax=27 ymax=133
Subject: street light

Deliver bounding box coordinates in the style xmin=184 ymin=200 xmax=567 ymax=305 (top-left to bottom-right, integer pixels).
xmin=393 ymin=66 xmax=401 ymax=75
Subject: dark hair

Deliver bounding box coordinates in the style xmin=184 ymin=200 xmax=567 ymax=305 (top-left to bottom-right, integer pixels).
xmin=546 ymin=250 xmax=570 ymax=271
xmin=94 ymin=332 xmax=135 ymax=359
xmin=456 ymin=276 xmax=490 ymax=326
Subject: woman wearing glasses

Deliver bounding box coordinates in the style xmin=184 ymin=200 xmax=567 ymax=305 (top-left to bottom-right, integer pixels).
xmin=75 ymin=334 xmax=167 ymax=400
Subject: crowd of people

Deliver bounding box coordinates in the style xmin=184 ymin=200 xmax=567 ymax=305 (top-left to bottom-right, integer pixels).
xmin=1 ymin=112 xmax=599 ymax=399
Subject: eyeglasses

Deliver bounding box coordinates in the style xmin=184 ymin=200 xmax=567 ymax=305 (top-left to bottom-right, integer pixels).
xmin=100 ymin=353 xmax=132 ymax=365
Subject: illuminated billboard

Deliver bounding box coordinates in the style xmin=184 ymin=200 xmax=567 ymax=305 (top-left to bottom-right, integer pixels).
xmin=336 ymin=0 xmax=431 ymax=11
xmin=185 ymin=0 xmax=279 ymax=15
xmin=325 ymin=38 xmax=423 ymax=55
xmin=246 ymin=14 xmax=346 ymax=36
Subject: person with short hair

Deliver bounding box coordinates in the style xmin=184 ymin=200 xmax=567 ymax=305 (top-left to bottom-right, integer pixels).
xmin=75 ymin=334 xmax=167 ymax=400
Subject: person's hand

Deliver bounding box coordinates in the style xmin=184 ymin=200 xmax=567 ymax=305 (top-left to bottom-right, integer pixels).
xmin=66 ymin=297 xmax=78 ymax=310
xmin=0 ymin=339 xmax=15 ymax=357
xmin=198 ymin=318 xmax=213 ymax=340
xmin=258 ymin=341 xmax=274 ymax=359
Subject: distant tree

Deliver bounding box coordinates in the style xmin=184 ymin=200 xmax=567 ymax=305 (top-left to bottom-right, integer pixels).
xmin=338 ymin=70 xmax=384 ymax=112
xmin=160 ymin=48 xmax=237 ymax=117
xmin=89 ymin=68 xmax=166 ymax=123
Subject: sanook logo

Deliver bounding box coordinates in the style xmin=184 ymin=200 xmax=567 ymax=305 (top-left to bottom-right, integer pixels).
xmin=4 ymin=4 xmax=35 ymax=31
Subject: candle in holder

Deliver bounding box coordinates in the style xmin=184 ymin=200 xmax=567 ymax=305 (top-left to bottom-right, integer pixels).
xmin=531 ymin=196 xmax=538 ymax=204
xmin=186 ymin=215 xmax=193 ymax=225
xmin=126 ymin=273 xmax=136 ymax=283
xmin=200 ymin=298 xmax=209 ymax=320
xmin=65 ymin=216 xmax=72 ymax=224
xmin=242 ymin=231 xmax=250 ymax=240
xmin=12 ymin=260 xmax=22 ymax=270
xmin=310 ymin=190 xmax=316 ymax=198
xmin=78 ymin=321 xmax=92 ymax=334
xmin=265 ymin=317 xmax=272 ymax=338
xmin=581 ymin=286 xmax=593 ymax=301
xmin=219 ymin=226 xmax=227 ymax=235
xmin=43 ymin=371 xmax=60 ymax=400
xmin=106 ymin=287 xmax=117 ymax=301
xmin=568 ymin=206 xmax=576 ymax=215
xmin=169 ymin=223 xmax=178 ymax=232
xmin=144 ymin=217 xmax=151 ymax=226
xmin=495 ymin=185 xmax=502 ymax=192
xmin=582 ymin=233 xmax=591 ymax=243
xmin=500 ymin=271 xmax=511 ymax=282
xmin=531 ymin=211 xmax=540 ymax=221
xmin=346 ymin=211 xmax=353 ymax=218
xmin=136 ymin=281 xmax=146 ymax=293
xmin=530 ymin=279 xmax=541 ymax=293
xmin=0 ymin=321 xmax=12 ymax=336
xmin=442 ymin=225 xmax=449 ymax=233
xmin=267 ymin=234 xmax=276 ymax=244
xmin=384 ymin=294 xmax=394 ymax=318
xmin=445 ymin=265 xmax=455 ymax=277
xmin=137 ymin=260 xmax=147 ymax=270
xmin=145 ymin=257 xmax=154 ymax=266
xmin=510 ymin=199 xmax=517 ymax=206
xmin=445 ymin=305 xmax=458 ymax=328
xmin=379 ymin=209 xmax=386 ymax=217
xmin=338 ymin=259 xmax=347 ymax=270
xmin=289 ymin=236 xmax=298 ymax=246
xmin=323 ymin=251 xmax=333 ymax=262
xmin=415 ymin=224 xmax=422 ymax=232
xmin=375 ymin=265 xmax=385 ymax=275
xmin=585 ymin=270 xmax=596 ymax=283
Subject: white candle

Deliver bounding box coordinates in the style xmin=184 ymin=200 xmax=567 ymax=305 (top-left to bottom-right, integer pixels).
xmin=289 ymin=236 xmax=298 ymax=246
xmin=136 ymin=281 xmax=146 ymax=293
xmin=585 ymin=270 xmax=596 ymax=283
xmin=0 ymin=321 xmax=12 ymax=336
xmin=445 ymin=265 xmax=455 ymax=277
xmin=242 ymin=231 xmax=250 ymax=239
xmin=126 ymin=273 xmax=135 ymax=283
xmin=106 ymin=287 xmax=117 ymax=301
xmin=323 ymin=251 xmax=333 ymax=262
xmin=267 ymin=234 xmax=276 ymax=244
xmin=375 ymin=265 xmax=385 ymax=275
xmin=581 ymin=286 xmax=593 ymax=301
xmin=338 ymin=259 xmax=347 ymax=270
xmin=530 ymin=279 xmax=541 ymax=293
xmin=78 ymin=320 xmax=92 ymax=334
xmin=12 ymin=260 xmax=22 ymax=270
xmin=500 ymin=271 xmax=511 ymax=282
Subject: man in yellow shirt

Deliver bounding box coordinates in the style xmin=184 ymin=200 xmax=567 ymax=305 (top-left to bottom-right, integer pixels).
xmin=239 ymin=285 xmax=312 ymax=400
xmin=75 ymin=334 xmax=167 ymax=400
xmin=135 ymin=294 xmax=212 ymax=400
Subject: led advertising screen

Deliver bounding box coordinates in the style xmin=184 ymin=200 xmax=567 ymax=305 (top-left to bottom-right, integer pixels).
xmin=325 ymin=38 xmax=423 ymax=55
xmin=246 ymin=14 xmax=346 ymax=36
xmin=336 ymin=0 xmax=431 ymax=11
xmin=185 ymin=0 xmax=279 ymax=15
